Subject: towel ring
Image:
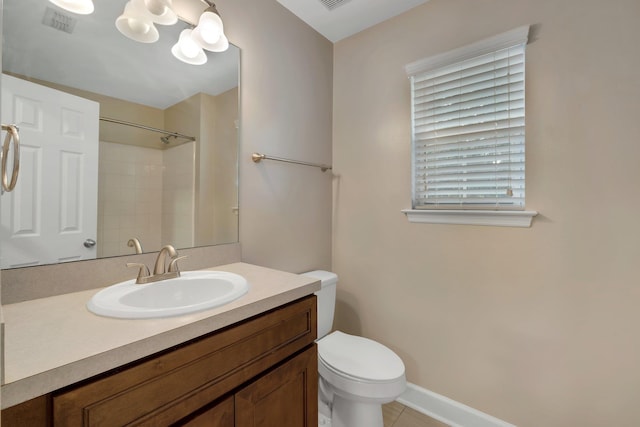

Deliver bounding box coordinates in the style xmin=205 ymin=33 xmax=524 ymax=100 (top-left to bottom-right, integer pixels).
xmin=1 ymin=124 xmax=20 ymax=192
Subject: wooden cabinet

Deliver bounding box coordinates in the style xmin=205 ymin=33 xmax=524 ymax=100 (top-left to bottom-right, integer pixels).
xmin=235 ymin=346 xmax=317 ymax=427
xmin=180 ymin=396 xmax=234 ymax=427
xmin=181 ymin=346 xmax=317 ymax=427
xmin=2 ymin=296 xmax=318 ymax=427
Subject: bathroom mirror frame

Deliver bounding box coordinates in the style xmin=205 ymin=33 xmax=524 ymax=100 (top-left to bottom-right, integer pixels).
xmin=0 ymin=0 xmax=240 ymax=269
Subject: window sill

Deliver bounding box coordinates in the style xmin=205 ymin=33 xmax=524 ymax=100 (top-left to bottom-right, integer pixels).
xmin=401 ymin=209 xmax=538 ymax=228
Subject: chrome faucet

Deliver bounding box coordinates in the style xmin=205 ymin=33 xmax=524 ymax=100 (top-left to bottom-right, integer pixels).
xmin=127 ymin=244 xmax=186 ymax=284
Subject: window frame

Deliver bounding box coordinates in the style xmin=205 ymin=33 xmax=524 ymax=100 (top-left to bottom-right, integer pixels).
xmin=403 ymin=26 xmax=537 ymax=227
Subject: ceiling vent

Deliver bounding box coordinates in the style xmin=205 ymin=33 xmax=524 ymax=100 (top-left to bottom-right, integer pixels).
xmin=318 ymin=0 xmax=352 ymax=11
xmin=42 ymin=6 xmax=77 ymax=34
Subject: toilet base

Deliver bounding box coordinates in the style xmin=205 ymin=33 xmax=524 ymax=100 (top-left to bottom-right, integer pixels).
xmin=319 ymin=412 xmax=332 ymax=426
xmin=331 ymin=395 xmax=384 ymax=427
xmin=319 ymin=399 xmax=332 ymax=426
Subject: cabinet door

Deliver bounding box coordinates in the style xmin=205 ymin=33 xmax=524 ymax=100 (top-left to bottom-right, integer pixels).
xmin=235 ymin=346 xmax=318 ymax=427
xmin=1 ymin=395 xmax=51 ymax=426
xmin=179 ymin=396 xmax=234 ymax=427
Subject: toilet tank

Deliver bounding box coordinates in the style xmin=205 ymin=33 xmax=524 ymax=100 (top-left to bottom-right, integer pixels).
xmin=301 ymin=270 xmax=337 ymax=339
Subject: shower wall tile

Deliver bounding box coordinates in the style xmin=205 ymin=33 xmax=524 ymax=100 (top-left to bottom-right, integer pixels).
xmin=161 ymin=141 xmax=195 ymax=248
xmin=98 ymin=142 xmax=163 ymax=257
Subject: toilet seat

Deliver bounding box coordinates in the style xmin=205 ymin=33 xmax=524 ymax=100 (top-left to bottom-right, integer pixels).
xmin=317 ymin=331 xmax=405 ymax=382
xmin=317 ymin=331 xmax=406 ymax=402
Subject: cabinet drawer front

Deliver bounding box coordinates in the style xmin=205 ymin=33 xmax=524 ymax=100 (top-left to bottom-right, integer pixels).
xmin=53 ymin=296 xmax=316 ymax=426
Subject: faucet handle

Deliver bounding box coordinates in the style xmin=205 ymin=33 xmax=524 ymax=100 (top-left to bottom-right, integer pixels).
xmin=168 ymin=256 xmax=188 ymax=274
xmin=127 ymin=263 xmax=150 ymax=282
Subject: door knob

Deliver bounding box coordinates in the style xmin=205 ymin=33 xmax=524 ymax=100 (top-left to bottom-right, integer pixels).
xmin=84 ymin=239 xmax=97 ymax=248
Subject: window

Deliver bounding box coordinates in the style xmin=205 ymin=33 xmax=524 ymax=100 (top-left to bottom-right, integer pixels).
xmin=403 ymin=26 xmax=537 ymax=227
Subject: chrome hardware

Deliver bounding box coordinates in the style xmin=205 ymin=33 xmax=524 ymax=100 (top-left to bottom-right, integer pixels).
xmin=1 ymin=124 xmax=20 ymax=192
xmin=83 ymin=238 xmax=97 ymax=248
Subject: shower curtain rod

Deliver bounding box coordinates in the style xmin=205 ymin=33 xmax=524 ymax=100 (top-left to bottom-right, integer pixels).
xmin=99 ymin=117 xmax=196 ymax=141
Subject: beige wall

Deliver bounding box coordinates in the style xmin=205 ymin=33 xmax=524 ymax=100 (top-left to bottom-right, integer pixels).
xmin=208 ymin=88 xmax=240 ymax=245
xmin=163 ymin=90 xmax=240 ymax=248
xmin=219 ymin=0 xmax=334 ymax=272
xmin=164 ymin=94 xmax=199 ymax=249
xmin=332 ymin=1 xmax=640 ymax=426
xmin=198 ymin=93 xmax=218 ymax=246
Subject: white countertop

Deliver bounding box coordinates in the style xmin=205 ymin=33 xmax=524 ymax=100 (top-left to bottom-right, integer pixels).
xmin=0 ymin=262 xmax=320 ymax=409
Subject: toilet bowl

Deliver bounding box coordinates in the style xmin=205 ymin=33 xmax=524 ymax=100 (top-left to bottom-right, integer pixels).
xmin=318 ymin=331 xmax=406 ymax=427
xmin=301 ymin=271 xmax=406 ymax=427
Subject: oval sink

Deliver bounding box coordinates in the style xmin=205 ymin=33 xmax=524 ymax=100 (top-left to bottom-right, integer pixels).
xmin=87 ymin=271 xmax=249 ymax=319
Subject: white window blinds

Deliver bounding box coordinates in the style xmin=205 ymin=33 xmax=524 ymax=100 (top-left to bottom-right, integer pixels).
xmin=406 ymin=27 xmax=529 ymax=210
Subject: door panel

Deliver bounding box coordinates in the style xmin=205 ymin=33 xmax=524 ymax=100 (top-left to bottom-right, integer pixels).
xmin=1 ymin=74 xmax=99 ymax=268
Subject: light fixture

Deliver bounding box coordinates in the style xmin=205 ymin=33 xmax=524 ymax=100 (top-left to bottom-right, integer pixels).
xmin=48 ymin=0 xmax=94 ymax=15
xmin=171 ymin=29 xmax=208 ymax=65
xmin=191 ymin=4 xmax=229 ymax=52
xmin=116 ymin=1 xmax=159 ymax=43
xmin=114 ymin=0 xmax=229 ymax=65
xmin=131 ymin=0 xmax=178 ymax=26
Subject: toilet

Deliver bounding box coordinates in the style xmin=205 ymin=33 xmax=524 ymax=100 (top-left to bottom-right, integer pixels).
xmin=302 ymin=271 xmax=406 ymax=427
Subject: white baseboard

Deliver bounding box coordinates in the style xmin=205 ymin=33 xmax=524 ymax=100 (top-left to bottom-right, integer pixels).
xmin=396 ymin=383 xmax=517 ymax=427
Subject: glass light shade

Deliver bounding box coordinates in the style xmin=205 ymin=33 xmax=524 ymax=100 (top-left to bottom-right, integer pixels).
xmin=116 ymin=1 xmax=159 ymax=43
xmin=171 ymin=29 xmax=207 ymax=65
xmin=48 ymin=0 xmax=94 ymax=15
xmin=191 ymin=9 xmax=228 ymax=52
xmin=131 ymin=0 xmax=177 ymax=25
xmin=201 ymin=33 xmax=228 ymax=53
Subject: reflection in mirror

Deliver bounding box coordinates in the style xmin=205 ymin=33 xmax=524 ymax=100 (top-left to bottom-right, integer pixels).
xmin=0 ymin=0 xmax=239 ymax=269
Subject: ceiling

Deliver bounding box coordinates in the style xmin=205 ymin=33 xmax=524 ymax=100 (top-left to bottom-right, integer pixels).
xmin=276 ymin=0 xmax=429 ymax=42
xmin=2 ymin=0 xmax=239 ymax=109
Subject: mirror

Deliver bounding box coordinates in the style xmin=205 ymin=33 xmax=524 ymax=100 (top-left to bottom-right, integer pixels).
xmin=0 ymin=0 xmax=240 ymax=268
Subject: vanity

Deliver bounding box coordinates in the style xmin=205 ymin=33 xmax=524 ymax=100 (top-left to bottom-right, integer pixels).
xmin=1 ymin=262 xmax=320 ymax=426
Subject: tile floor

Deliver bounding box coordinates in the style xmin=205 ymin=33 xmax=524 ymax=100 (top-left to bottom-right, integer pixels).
xmin=383 ymin=401 xmax=450 ymax=427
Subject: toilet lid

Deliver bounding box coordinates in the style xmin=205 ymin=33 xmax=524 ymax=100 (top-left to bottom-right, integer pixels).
xmin=317 ymin=331 xmax=405 ymax=382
